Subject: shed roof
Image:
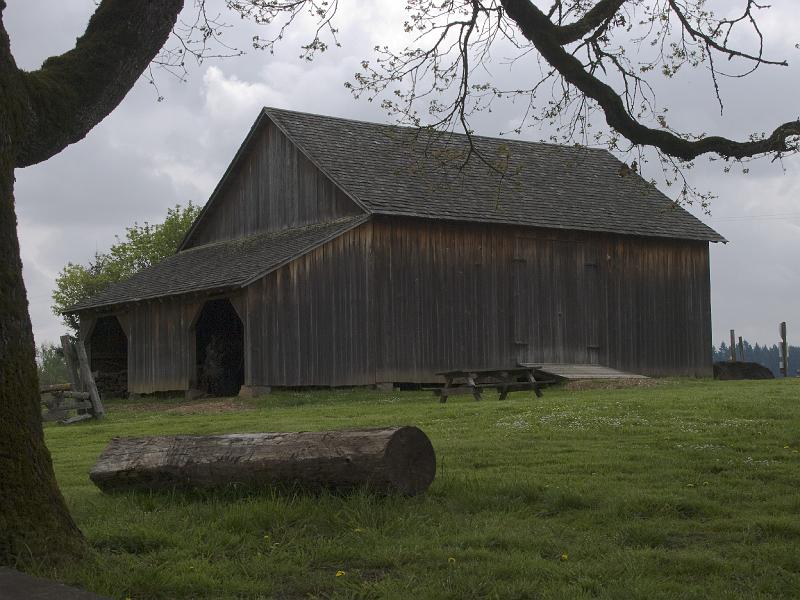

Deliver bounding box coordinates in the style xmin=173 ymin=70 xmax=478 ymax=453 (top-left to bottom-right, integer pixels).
xmin=262 ymin=107 xmax=724 ymax=243
xmin=69 ymin=216 xmax=367 ymax=311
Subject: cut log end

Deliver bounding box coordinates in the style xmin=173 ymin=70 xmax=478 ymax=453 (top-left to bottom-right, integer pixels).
xmin=384 ymin=426 xmax=436 ymax=495
xmin=90 ymin=426 xmax=436 ymax=496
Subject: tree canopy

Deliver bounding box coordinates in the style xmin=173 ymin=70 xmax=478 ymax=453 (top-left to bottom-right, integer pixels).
xmin=52 ymin=203 xmax=201 ymax=333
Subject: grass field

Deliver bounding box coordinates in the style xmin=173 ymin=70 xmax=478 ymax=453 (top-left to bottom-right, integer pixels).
xmin=27 ymin=378 xmax=800 ymax=599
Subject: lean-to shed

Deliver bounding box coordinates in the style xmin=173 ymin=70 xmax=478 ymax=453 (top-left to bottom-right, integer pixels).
xmin=68 ymin=107 xmax=724 ymax=396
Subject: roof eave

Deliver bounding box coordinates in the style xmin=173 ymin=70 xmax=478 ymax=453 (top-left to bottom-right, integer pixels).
xmin=66 ymin=215 xmax=372 ymax=314
xmin=369 ymin=209 xmax=726 ymax=244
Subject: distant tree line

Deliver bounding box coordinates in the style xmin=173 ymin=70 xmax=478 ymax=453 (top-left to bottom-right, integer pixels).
xmin=36 ymin=343 xmax=71 ymax=387
xmin=712 ymin=340 xmax=800 ymax=377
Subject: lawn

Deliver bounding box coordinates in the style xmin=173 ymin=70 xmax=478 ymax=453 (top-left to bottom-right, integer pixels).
xmin=27 ymin=378 xmax=800 ymax=599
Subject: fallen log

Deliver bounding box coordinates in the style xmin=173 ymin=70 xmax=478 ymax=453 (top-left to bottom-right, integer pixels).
xmin=90 ymin=427 xmax=436 ymax=495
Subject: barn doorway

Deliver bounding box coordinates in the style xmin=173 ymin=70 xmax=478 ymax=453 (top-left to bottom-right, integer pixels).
xmin=88 ymin=315 xmax=128 ymax=398
xmin=195 ymin=298 xmax=244 ymax=396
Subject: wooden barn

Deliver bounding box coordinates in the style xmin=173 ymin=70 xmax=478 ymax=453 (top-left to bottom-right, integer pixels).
xmin=68 ymin=107 xmax=725 ymax=396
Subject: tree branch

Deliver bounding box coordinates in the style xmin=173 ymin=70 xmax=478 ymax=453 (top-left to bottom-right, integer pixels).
xmin=553 ymin=0 xmax=626 ymax=44
xmin=15 ymin=0 xmax=184 ymax=168
xmin=666 ymin=0 xmax=786 ymax=67
xmin=500 ymin=0 xmax=800 ymax=160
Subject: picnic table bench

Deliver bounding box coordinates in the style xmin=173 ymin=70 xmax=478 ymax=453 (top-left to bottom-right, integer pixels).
xmin=432 ymin=366 xmax=551 ymax=403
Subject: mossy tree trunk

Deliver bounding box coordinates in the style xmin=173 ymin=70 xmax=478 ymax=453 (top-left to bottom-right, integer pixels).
xmin=0 ymin=150 xmax=86 ymax=563
xmin=0 ymin=0 xmax=183 ymax=565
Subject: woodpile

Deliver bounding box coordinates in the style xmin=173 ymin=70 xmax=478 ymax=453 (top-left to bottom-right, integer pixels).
xmin=94 ymin=369 xmax=127 ymax=399
xmin=90 ymin=426 xmax=436 ymax=495
xmin=713 ymin=361 xmax=774 ymax=380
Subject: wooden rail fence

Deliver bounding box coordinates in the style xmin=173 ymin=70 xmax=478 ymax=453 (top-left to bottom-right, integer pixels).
xmin=40 ymin=336 xmax=105 ymax=424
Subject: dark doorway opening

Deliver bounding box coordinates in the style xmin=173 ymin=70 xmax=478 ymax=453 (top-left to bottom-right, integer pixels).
xmin=89 ymin=315 xmax=128 ymax=398
xmin=195 ymin=298 xmax=244 ymax=396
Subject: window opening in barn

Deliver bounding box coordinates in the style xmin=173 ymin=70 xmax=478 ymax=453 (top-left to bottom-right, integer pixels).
xmin=195 ymin=298 xmax=244 ymax=396
xmin=88 ymin=315 xmax=128 ymax=398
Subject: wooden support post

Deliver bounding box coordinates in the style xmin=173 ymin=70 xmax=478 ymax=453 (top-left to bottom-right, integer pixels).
xmin=779 ymin=322 xmax=788 ymax=378
xmin=730 ymin=329 xmax=737 ymax=362
xmin=439 ymin=375 xmax=452 ymax=403
xmin=525 ymin=370 xmax=544 ymax=398
xmin=498 ymin=383 xmax=509 ymax=400
xmin=467 ymin=374 xmax=482 ymax=401
xmin=75 ymin=340 xmax=105 ymax=418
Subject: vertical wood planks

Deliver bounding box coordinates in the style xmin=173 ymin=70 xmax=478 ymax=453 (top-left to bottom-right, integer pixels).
xmin=87 ymin=217 xmax=713 ymax=393
xmin=184 ymin=121 xmax=363 ymax=249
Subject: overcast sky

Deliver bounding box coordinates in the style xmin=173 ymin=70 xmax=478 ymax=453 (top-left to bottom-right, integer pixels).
xmin=6 ymin=0 xmax=800 ymax=350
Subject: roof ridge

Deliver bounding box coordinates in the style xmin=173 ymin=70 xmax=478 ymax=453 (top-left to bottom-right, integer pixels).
xmin=262 ymin=106 xmax=724 ymax=243
xmin=263 ymin=105 xmax=612 ymax=155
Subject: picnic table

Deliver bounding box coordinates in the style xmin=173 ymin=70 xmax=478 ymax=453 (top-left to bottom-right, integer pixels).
xmin=433 ymin=366 xmax=550 ymax=403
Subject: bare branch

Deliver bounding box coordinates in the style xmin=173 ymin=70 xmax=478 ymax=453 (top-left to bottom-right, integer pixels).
xmin=667 ymin=0 xmax=786 ymax=67
xmin=499 ymin=0 xmax=799 ymax=160
xmin=552 ymin=0 xmax=627 ymax=44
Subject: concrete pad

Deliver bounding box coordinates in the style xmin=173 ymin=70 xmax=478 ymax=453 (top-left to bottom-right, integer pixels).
xmin=238 ymin=385 xmax=272 ymax=398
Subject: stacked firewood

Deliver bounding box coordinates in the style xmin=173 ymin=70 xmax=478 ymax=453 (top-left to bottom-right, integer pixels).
xmin=94 ymin=369 xmax=128 ymax=399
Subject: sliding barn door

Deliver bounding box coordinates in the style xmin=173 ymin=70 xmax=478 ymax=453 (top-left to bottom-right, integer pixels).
xmin=512 ymin=237 xmax=604 ymax=365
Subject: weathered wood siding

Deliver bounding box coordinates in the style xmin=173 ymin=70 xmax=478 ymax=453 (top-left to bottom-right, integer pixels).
xmin=184 ymin=120 xmax=362 ymax=248
xmin=122 ymin=298 xmax=202 ymax=394
xmin=603 ymin=235 xmax=712 ymax=376
xmin=368 ymin=217 xmax=711 ymax=381
xmin=242 ymin=223 xmax=374 ymax=386
xmin=371 ymin=218 xmax=515 ymax=382
xmin=240 ymin=217 xmax=711 ymax=387
xmin=82 ymin=216 xmax=711 ymax=393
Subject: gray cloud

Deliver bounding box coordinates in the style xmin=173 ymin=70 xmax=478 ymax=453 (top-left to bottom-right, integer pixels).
xmin=6 ymin=0 xmax=799 ymax=349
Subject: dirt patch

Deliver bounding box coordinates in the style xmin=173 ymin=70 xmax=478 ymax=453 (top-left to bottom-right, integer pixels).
xmin=562 ymin=378 xmax=662 ymax=391
xmin=113 ymin=398 xmax=254 ymax=414
xmin=166 ymin=399 xmax=255 ymax=414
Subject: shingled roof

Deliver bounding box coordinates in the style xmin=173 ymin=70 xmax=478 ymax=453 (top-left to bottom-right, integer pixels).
xmin=72 ymin=108 xmax=723 ymax=313
xmin=262 ymin=107 xmax=723 ymax=243
xmin=69 ymin=216 xmax=367 ymax=311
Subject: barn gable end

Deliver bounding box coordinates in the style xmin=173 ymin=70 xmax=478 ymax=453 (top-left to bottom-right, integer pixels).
xmin=181 ymin=114 xmax=364 ymax=250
